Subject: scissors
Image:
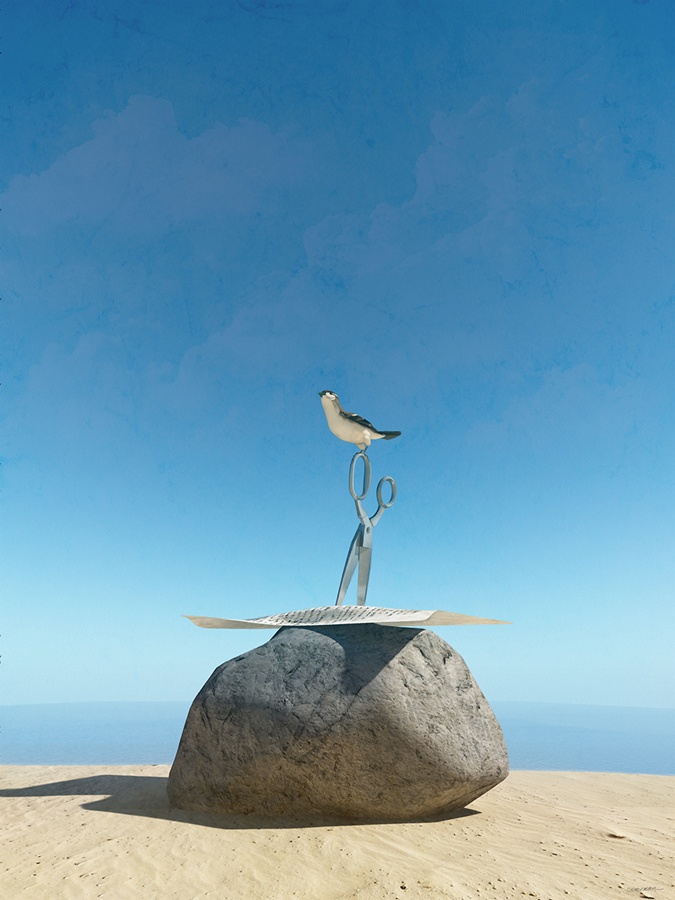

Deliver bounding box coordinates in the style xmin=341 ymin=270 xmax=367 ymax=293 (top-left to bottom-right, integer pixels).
xmin=335 ymin=451 xmax=397 ymax=606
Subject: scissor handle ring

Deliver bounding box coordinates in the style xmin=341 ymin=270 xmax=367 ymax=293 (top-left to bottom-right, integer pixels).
xmin=376 ymin=475 xmax=396 ymax=508
xmin=349 ymin=451 xmax=371 ymax=501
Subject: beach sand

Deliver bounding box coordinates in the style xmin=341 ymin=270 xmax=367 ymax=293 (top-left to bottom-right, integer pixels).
xmin=1 ymin=767 xmax=672 ymax=899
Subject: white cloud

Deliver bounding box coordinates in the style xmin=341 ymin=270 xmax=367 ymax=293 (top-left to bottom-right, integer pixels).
xmin=1 ymin=95 xmax=316 ymax=236
xmin=467 ymin=364 xmax=638 ymax=449
xmin=6 ymin=331 xmax=136 ymax=460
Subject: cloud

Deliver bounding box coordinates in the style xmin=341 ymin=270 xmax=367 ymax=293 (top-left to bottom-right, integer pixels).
xmin=5 ymin=331 xmax=136 ymax=461
xmin=150 ymin=84 xmax=629 ymax=415
xmin=467 ymin=364 xmax=639 ymax=450
xmin=4 ymin=57 xmax=666 ymax=468
xmin=1 ymin=95 xmax=316 ymax=236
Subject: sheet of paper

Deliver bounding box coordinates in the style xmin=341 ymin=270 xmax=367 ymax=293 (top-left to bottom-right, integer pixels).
xmin=185 ymin=606 xmax=509 ymax=629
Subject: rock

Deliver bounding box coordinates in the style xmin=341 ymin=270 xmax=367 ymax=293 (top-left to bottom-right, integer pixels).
xmin=168 ymin=624 xmax=508 ymax=820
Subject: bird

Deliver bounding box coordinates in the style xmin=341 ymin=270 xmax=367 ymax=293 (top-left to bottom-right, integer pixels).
xmin=319 ymin=390 xmax=401 ymax=450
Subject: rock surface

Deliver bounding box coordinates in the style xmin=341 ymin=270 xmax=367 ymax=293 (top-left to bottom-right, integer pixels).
xmin=168 ymin=624 xmax=508 ymax=820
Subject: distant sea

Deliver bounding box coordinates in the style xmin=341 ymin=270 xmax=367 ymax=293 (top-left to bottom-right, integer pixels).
xmin=0 ymin=701 xmax=673 ymax=774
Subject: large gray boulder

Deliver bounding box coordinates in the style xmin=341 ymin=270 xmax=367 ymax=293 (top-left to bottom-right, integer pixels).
xmin=168 ymin=624 xmax=508 ymax=820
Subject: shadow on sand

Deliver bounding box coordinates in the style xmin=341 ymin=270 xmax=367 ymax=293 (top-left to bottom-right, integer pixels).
xmin=0 ymin=772 xmax=480 ymax=830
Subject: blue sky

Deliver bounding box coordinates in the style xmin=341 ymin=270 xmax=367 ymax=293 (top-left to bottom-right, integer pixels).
xmin=2 ymin=0 xmax=673 ymax=709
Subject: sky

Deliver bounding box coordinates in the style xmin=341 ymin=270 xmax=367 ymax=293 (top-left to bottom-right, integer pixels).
xmin=1 ymin=0 xmax=673 ymax=710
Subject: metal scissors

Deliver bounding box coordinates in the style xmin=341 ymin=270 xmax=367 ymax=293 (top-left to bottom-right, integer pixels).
xmin=335 ymin=451 xmax=397 ymax=606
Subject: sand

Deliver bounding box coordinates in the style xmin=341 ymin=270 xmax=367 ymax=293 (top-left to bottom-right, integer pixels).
xmin=0 ymin=767 xmax=672 ymax=899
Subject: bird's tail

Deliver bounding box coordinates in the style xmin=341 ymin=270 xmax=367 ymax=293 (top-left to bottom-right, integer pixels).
xmin=380 ymin=431 xmax=401 ymax=440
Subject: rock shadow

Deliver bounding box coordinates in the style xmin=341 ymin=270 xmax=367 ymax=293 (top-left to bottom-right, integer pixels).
xmin=0 ymin=773 xmax=480 ymax=829
xmin=280 ymin=624 xmax=425 ymax=694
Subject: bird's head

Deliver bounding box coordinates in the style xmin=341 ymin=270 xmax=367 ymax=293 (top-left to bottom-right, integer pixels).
xmin=319 ymin=389 xmax=341 ymax=412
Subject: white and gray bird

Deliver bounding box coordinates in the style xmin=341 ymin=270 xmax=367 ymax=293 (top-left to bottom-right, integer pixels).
xmin=319 ymin=390 xmax=401 ymax=450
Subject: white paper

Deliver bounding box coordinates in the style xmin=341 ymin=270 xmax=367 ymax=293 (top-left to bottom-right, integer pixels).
xmin=185 ymin=605 xmax=509 ymax=629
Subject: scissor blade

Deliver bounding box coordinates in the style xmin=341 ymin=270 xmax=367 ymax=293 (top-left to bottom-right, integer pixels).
xmin=335 ymin=525 xmax=363 ymax=606
xmin=356 ymin=544 xmax=372 ymax=606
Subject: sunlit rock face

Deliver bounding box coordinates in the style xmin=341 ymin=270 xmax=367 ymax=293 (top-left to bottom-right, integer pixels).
xmin=168 ymin=624 xmax=508 ymax=821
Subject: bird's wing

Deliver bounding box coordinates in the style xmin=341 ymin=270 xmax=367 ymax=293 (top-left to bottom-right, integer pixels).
xmin=342 ymin=410 xmax=377 ymax=430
